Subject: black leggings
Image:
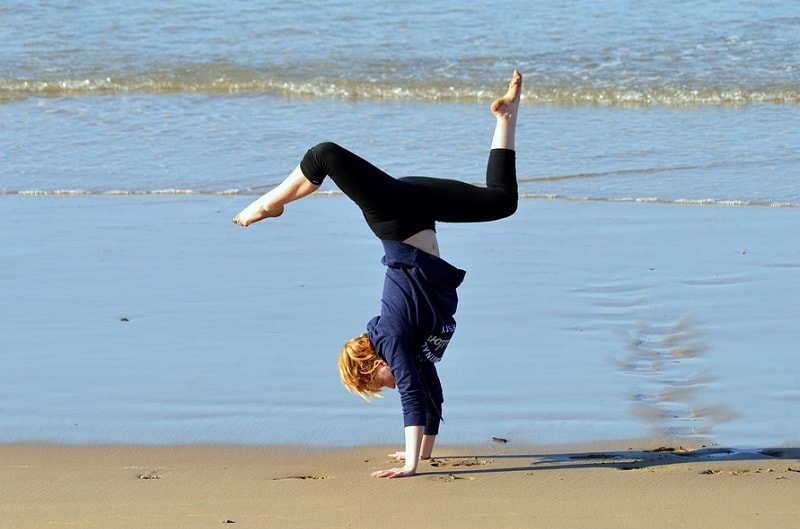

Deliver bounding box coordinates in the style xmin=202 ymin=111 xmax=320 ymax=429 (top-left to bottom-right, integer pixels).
xmin=299 ymin=142 xmax=518 ymax=241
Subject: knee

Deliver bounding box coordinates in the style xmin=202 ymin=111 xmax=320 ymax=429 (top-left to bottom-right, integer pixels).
xmin=309 ymin=141 xmax=344 ymax=160
xmin=302 ymin=142 xmax=343 ymax=185
xmin=496 ymin=193 xmax=518 ymax=219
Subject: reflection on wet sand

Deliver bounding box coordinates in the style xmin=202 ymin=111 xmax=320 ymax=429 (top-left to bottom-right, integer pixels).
xmin=610 ymin=315 xmax=739 ymax=438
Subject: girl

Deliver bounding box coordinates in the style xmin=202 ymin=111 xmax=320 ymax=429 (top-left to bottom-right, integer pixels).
xmin=233 ymin=71 xmax=521 ymax=478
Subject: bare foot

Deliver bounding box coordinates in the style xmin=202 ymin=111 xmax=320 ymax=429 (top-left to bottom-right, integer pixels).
xmin=232 ymin=200 xmax=284 ymax=227
xmin=491 ymin=70 xmax=522 ymax=119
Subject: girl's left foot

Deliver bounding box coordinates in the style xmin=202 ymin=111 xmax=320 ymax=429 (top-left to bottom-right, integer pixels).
xmin=232 ymin=200 xmax=284 ymax=227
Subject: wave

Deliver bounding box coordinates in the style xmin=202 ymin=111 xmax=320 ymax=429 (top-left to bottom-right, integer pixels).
xmin=2 ymin=74 xmax=799 ymax=106
xmin=519 ymin=194 xmax=798 ymax=209
xmin=3 ymin=188 xmax=796 ymax=209
xmin=518 ymin=165 xmax=700 ymax=183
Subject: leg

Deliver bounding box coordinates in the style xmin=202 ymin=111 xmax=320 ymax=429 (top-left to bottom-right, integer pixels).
xmin=490 ymin=69 xmax=521 ymax=150
xmin=234 ymin=141 xmax=436 ymax=240
xmin=232 ymin=165 xmax=319 ymax=227
xmin=299 ymin=142 xmax=435 ymax=241
xmin=233 ymin=71 xmax=521 ymax=231
xmin=400 ymin=70 xmax=522 ymax=223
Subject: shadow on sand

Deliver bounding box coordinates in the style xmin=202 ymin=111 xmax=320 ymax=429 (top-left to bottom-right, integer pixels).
xmin=422 ymin=446 xmax=800 ymax=477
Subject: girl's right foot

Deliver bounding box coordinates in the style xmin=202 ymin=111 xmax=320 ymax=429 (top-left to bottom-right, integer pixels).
xmin=491 ymin=70 xmax=522 ymax=119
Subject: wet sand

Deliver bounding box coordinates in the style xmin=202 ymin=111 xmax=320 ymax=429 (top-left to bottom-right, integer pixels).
xmin=2 ymin=194 xmax=798 ymax=447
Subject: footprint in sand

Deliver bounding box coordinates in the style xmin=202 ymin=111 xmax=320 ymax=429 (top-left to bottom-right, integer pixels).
xmin=699 ymin=468 xmax=767 ymax=476
xmin=272 ymin=475 xmax=328 ymax=481
xmin=429 ymin=457 xmax=493 ymax=468
xmin=433 ymin=474 xmax=477 ymax=482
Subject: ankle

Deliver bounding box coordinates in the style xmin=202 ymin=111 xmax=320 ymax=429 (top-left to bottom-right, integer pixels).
xmin=261 ymin=201 xmax=284 ymax=218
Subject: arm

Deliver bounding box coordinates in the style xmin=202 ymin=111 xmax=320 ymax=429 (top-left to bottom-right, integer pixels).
xmin=368 ymin=321 xmax=440 ymax=477
xmin=372 ymin=421 xmax=440 ymax=479
xmin=371 ymin=426 xmax=424 ymax=479
xmin=420 ymin=434 xmax=437 ymax=459
xmin=387 ymin=433 xmax=437 ymax=463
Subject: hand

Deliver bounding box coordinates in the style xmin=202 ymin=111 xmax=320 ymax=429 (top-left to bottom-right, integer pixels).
xmin=373 ymin=426 xmax=426 ymax=478
xmin=371 ymin=466 xmax=416 ymax=479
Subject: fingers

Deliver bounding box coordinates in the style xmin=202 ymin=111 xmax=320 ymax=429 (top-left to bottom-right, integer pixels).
xmin=371 ymin=467 xmax=415 ymax=479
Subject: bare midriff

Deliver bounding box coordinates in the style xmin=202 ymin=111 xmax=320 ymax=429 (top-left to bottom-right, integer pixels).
xmin=403 ymin=229 xmax=440 ymax=257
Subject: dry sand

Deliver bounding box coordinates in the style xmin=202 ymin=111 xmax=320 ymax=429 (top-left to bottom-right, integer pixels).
xmin=2 ymin=441 xmax=798 ymax=529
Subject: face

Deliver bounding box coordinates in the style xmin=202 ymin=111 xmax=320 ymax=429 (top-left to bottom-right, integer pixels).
xmin=373 ymin=361 xmax=396 ymax=390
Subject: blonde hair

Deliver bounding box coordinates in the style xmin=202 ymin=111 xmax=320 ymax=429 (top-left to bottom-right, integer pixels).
xmin=338 ymin=333 xmax=383 ymax=401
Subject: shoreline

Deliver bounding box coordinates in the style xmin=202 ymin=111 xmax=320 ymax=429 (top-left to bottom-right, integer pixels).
xmin=2 ymin=440 xmax=798 ymax=529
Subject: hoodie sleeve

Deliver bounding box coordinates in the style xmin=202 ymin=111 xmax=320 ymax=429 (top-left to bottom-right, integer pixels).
xmin=419 ymin=362 xmax=443 ymax=436
xmin=377 ymin=335 xmax=429 ymax=428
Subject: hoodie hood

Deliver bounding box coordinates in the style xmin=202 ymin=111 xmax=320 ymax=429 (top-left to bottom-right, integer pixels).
xmin=380 ymin=240 xmax=466 ymax=290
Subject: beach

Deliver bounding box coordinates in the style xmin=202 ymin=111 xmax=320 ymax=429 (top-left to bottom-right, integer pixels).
xmin=2 ymin=441 xmax=799 ymax=529
xmin=3 ymin=191 xmax=799 ymax=527
xmin=3 ymin=1 xmax=799 ymax=526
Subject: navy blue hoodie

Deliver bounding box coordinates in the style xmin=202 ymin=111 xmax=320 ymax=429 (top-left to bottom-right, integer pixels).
xmin=366 ymin=240 xmax=466 ymax=435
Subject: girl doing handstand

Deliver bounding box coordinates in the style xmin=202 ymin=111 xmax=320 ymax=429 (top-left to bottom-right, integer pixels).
xmin=233 ymin=70 xmax=522 ymax=478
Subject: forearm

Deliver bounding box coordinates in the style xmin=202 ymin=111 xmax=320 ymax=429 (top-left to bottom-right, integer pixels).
xmin=402 ymin=428 xmax=437 ymax=468
xmin=402 ymin=425 xmax=425 ymax=472
xmin=420 ymin=434 xmax=436 ymax=460
xmin=371 ymin=427 xmax=437 ymax=478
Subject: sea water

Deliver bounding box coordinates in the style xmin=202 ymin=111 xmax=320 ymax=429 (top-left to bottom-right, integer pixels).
xmin=1 ymin=0 xmax=798 ymax=447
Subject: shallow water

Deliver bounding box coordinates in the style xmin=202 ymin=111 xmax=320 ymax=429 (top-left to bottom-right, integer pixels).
xmin=3 ymin=0 xmax=799 ymax=204
xmin=5 ymin=96 xmax=799 ymax=206
xmin=3 ymin=0 xmax=798 ymax=104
